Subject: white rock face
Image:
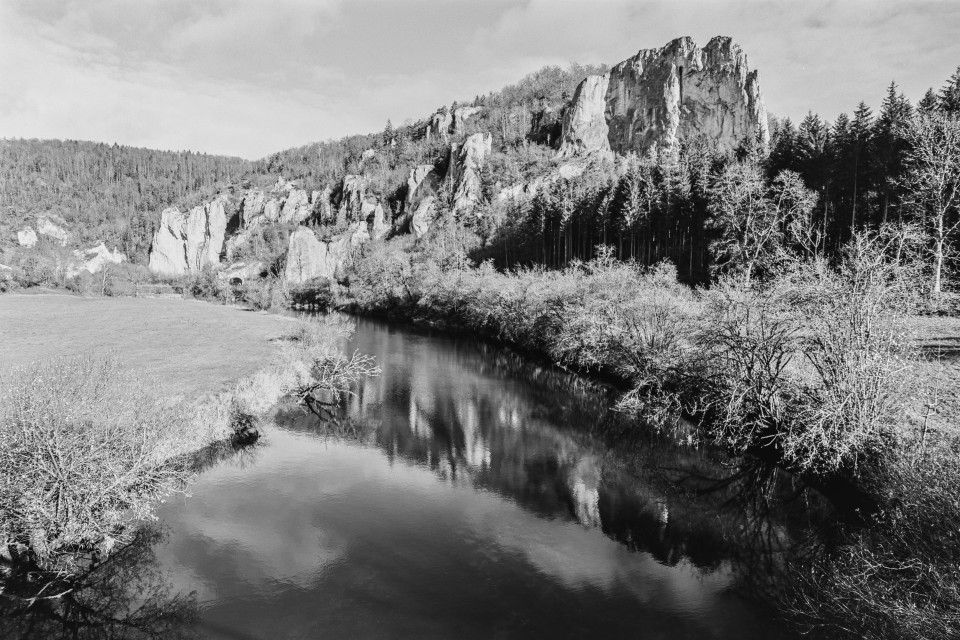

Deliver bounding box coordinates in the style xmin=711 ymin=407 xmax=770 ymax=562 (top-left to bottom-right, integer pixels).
xmin=425 ymin=110 xmax=452 ymax=141
xmin=406 ymin=165 xmax=439 ymax=213
xmin=73 ymin=243 xmax=126 ymax=276
xmin=338 ymin=175 xmax=369 ymax=222
xmin=315 ymin=186 xmax=334 ymax=222
xmin=371 ymin=203 xmax=390 ymax=240
xmin=36 ymin=218 xmax=70 ymax=245
xmin=284 ymin=227 xmax=351 ymax=284
xmin=605 ymin=36 xmax=769 ymax=158
xmin=263 ymin=199 xmax=281 ymax=223
xmin=150 ymin=197 xmax=226 ymax=276
xmin=241 ymin=189 xmax=266 ymax=227
xmin=149 ymin=208 xmax=188 ymax=276
xmin=450 ymin=132 xmax=492 ymax=215
xmin=280 ymin=189 xmax=311 ymax=224
xmin=558 ymin=74 xmax=612 ymax=159
xmin=185 ymin=197 xmax=227 ymax=272
xmin=411 ymin=197 xmax=436 ymax=239
xmin=17 ymin=227 xmax=38 ymax=247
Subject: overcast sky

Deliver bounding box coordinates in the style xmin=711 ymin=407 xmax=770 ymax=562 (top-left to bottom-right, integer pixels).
xmin=1 ymin=0 xmax=958 ymax=160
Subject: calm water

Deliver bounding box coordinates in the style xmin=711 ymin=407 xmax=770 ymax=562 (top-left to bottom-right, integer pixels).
xmin=6 ymin=316 xmax=816 ymax=639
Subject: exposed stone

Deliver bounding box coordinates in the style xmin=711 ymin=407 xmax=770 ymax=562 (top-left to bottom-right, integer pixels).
xmin=405 ymin=165 xmax=439 ymax=213
xmin=263 ymin=199 xmax=281 ymax=223
xmin=279 ymin=188 xmax=311 ymax=224
xmin=37 ymin=217 xmax=70 ymax=245
xmin=148 ymin=208 xmax=188 ymax=276
xmin=17 ymin=227 xmax=37 ymax=247
xmin=558 ymin=74 xmax=612 ymax=159
xmin=312 ymin=187 xmax=334 ymax=222
xmin=452 ymin=106 xmax=483 ymax=133
xmin=371 ymin=203 xmax=389 ymax=240
xmin=240 ymin=189 xmax=266 ymax=227
xmin=284 ymin=226 xmax=350 ymax=284
xmin=338 ymin=175 xmax=368 ymax=222
xmin=425 ymin=110 xmax=452 ymax=141
xmin=71 ymin=243 xmax=126 ymax=276
xmin=605 ymin=36 xmax=769 ymax=158
xmin=349 ymin=221 xmax=370 ymax=246
xmin=185 ymin=197 xmax=227 ymax=271
xmin=450 ymin=132 xmax=492 ymax=216
xmin=411 ymin=196 xmax=436 ymax=239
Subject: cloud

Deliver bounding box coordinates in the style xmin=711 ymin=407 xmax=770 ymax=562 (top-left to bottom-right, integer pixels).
xmin=2 ymin=0 xmax=960 ymax=158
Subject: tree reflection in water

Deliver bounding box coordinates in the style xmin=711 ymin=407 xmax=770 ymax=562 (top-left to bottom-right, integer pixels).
xmin=0 ymin=526 xmax=199 ymax=640
xmin=282 ymin=318 xmax=835 ymax=610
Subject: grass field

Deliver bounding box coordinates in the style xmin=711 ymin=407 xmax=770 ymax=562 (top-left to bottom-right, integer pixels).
xmin=0 ymin=293 xmax=298 ymax=399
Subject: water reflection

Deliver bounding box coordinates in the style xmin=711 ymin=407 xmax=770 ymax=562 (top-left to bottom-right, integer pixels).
xmin=0 ymin=527 xmax=199 ymax=640
xmin=2 ymin=316 xmax=825 ymax=639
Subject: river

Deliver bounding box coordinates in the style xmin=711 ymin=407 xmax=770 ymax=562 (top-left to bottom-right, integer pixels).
xmin=6 ymin=316 xmax=819 ymax=639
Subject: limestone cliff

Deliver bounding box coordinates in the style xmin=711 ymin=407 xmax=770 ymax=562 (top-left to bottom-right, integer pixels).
xmin=558 ymin=74 xmax=612 ymax=159
xmin=605 ymin=36 xmax=768 ymax=158
xmin=450 ymin=133 xmax=492 ymax=216
xmin=148 ymin=208 xmax=188 ymax=276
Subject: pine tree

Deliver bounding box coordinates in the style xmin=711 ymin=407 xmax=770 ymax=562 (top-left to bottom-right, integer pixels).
xmin=381 ymin=120 xmax=394 ymax=148
xmin=938 ymin=66 xmax=960 ymax=115
xmin=918 ymin=88 xmax=939 ymax=114
xmin=850 ymin=102 xmax=874 ymax=234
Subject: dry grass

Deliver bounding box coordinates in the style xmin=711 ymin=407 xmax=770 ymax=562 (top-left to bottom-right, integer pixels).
xmin=0 ymin=293 xmax=297 ymax=399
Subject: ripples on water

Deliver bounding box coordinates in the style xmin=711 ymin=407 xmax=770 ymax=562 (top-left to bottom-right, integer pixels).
xmin=1 ymin=316 xmax=828 ymax=639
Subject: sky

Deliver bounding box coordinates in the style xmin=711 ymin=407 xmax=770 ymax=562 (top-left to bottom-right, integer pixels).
xmin=1 ymin=0 xmax=958 ymax=160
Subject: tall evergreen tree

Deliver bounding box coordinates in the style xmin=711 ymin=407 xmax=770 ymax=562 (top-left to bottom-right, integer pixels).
xmin=938 ymin=66 xmax=960 ymax=115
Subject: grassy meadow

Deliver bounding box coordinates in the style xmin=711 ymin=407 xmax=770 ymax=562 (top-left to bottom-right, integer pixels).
xmin=0 ymin=293 xmax=297 ymax=398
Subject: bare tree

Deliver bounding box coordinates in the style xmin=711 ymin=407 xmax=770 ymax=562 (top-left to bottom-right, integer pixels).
xmin=901 ymin=113 xmax=960 ymax=296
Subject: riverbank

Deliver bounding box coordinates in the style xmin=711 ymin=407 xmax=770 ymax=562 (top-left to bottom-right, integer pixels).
xmin=0 ymin=293 xmax=364 ymax=572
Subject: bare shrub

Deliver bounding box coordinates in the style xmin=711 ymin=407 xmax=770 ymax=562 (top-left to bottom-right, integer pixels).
xmin=700 ymin=231 xmax=921 ymax=475
xmin=0 ymin=354 xmax=190 ymax=569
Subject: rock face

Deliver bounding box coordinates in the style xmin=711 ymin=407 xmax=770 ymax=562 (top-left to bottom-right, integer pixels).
xmin=450 ymin=132 xmax=492 ymax=216
xmin=240 ymin=190 xmax=266 ymax=227
xmin=149 ymin=197 xmax=227 ymax=276
xmin=37 ymin=217 xmax=70 ymax=245
xmin=605 ymin=36 xmax=768 ymax=158
xmin=78 ymin=243 xmax=125 ymax=275
xmin=17 ymin=227 xmax=38 ymax=247
xmin=452 ymin=106 xmax=483 ymax=133
xmin=185 ymin=197 xmax=227 ymax=272
xmin=149 ymin=208 xmax=188 ymax=276
xmin=338 ymin=175 xmax=368 ymax=222
xmin=558 ymin=74 xmax=612 ymax=158
xmin=280 ymin=188 xmax=311 ymax=224
xmin=405 ymin=165 xmax=439 ymax=213
xmin=284 ymin=227 xmax=350 ymax=284
xmin=411 ymin=197 xmax=436 ymax=239
xmin=425 ymin=110 xmax=453 ymax=141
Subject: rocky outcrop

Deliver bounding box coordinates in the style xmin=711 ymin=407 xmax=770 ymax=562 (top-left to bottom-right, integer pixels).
xmin=405 ymin=165 xmax=439 ymax=213
xmin=240 ymin=189 xmax=266 ymax=227
xmin=371 ymin=204 xmax=390 ymax=240
xmin=149 ymin=197 xmax=227 ymax=276
xmin=605 ymin=36 xmax=768 ymax=158
xmin=452 ymin=106 xmax=483 ymax=133
xmin=338 ymin=175 xmax=367 ymax=222
xmin=185 ymin=197 xmax=227 ymax=272
xmin=425 ymin=110 xmax=453 ymax=141
xmin=279 ymin=188 xmax=311 ymax=224
xmin=314 ymin=187 xmax=334 ymax=222
xmin=284 ymin=227 xmax=350 ymax=284
xmin=17 ymin=227 xmax=37 ymax=247
xmin=148 ymin=208 xmax=188 ymax=276
xmin=450 ymin=132 xmax=492 ymax=216
xmin=71 ymin=243 xmax=125 ymax=276
xmin=411 ymin=197 xmax=436 ymax=239
xmin=558 ymin=74 xmax=612 ymax=158
xmin=37 ymin=217 xmax=70 ymax=245
xmin=263 ymin=199 xmax=281 ymax=223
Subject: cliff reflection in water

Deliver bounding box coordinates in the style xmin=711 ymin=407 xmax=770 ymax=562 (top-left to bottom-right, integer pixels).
xmin=286 ymin=317 xmax=826 ymax=592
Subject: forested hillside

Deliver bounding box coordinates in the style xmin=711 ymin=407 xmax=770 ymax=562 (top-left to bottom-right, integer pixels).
xmin=0 ymin=139 xmax=250 ymax=261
